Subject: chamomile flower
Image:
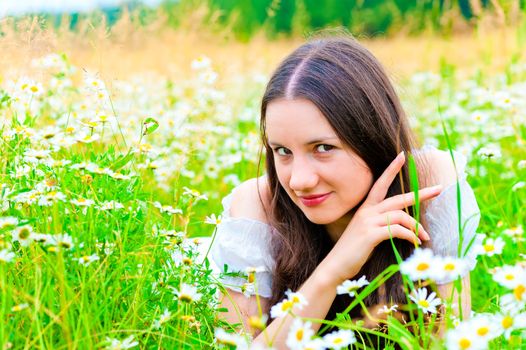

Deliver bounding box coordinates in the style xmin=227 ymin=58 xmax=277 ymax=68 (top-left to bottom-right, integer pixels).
xmin=153 ymin=201 xmax=183 ymax=215
xmin=322 ymin=329 xmax=356 ymax=349
xmin=204 ymin=213 xmax=222 ymax=225
xmin=47 ymin=233 xmax=74 ymax=250
xmin=409 ymin=288 xmax=442 ymax=314
xmin=75 ymin=254 xmax=100 ymax=266
xmin=214 ymin=328 xmax=248 ymax=348
xmin=0 ymin=249 xmax=16 ymax=263
xmin=433 ymin=256 xmax=469 ymax=284
xmin=286 ymin=318 xmax=315 ymax=350
xmin=446 ymin=323 xmax=487 ymax=350
xmin=270 ymin=291 xmax=308 ymax=319
xmin=497 ymin=311 xmax=526 ymax=339
xmin=492 ymin=265 xmax=526 ymax=289
xmin=152 ymin=309 xmax=171 ymax=329
xmin=400 ymin=248 xmax=435 ymax=280
xmin=170 ymin=283 xmax=202 ymax=303
xmin=477 ymin=145 xmax=502 ymax=159
xmin=11 ymin=303 xmax=29 ymax=312
xmin=12 ymin=225 xmax=34 ymax=247
xmin=70 ymin=198 xmax=95 ymax=207
xmin=336 ymin=275 xmax=369 ymax=297
xmin=0 ymin=217 xmax=19 ymax=230
xmin=476 ymin=235 xmax=505 ymax=256
xmin=104 ymin=335 xmax=138 ymax=349
xmin=378 ymin=304 xmax=399 ymax=315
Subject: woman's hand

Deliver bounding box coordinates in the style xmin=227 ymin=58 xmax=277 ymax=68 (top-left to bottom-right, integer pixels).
xmin=322 ymin=151 xmax=442 ymax=286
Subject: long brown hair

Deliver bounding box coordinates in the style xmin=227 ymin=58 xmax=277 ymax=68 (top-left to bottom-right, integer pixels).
xmin=259 ymin=35 xmax=421 ymax=323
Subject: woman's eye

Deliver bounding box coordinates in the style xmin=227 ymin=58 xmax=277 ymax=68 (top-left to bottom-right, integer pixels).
xmin=275 ymin=147 xmax=290 ymax=156
xmin=316 ymin=144 xmax=334 ymax=153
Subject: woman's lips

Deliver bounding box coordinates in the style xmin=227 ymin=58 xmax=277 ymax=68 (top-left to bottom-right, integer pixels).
xmin=299 ymin=193 xmax=331 ymax=207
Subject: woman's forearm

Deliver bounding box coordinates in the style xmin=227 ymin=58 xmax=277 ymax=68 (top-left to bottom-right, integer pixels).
xmin=252 ymin=259 xmax=342 ymax=349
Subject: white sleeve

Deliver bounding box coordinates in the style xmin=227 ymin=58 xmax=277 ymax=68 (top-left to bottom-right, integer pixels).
xmin=210 ymin=191 xmax=275 ymax=298
xmin=423 ymin=148 xmax=482 ymax=284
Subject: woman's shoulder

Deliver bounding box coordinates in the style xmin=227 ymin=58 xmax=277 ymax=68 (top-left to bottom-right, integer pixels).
xmin=229 ymin=175 xmax=272 ymax=225
xmin=415 ymin=145 xmax=469 ymax=188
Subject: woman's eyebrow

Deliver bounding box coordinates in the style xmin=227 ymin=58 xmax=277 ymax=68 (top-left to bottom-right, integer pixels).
xmin=268 ymin=136 xmax=339 ymax=147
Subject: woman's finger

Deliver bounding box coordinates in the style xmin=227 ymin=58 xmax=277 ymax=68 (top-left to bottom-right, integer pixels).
xmin=375 ymin=224 xmax=422 ymax=246
xmin=379 ymin=210 xmax=430 ymax=241
xmin=365 ymin=151 xmax=405 ymax=205
xmin=377 ymin=185 xmax=442 ymax=213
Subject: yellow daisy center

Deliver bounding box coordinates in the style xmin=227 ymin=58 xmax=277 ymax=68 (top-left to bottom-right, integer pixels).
xmin=502 ymin=316 xmax=513 ymax=329
xmin=295 ymin=329 xmax=304 ymax=341
xmin=333 ymin=338 xmax=343 ymax=344
xmin=416 ymin=262 xmax=429 ymax=271
xmin=477 ymin=327 xmax=489 ymax=336
xmin=505 ymin=274 xmax=515 ymax=281
xmin=514 ymin=285 xmax=525 ymax=301
xmin=444 ymin=263 xmax=456 ymax=271
xmin=459 ymin=338 xmax=471 ymax=349
xmin=418 ymin=300 xmax=430 ymax=308
xmin=483 ymin=244 xmax=494 ymax=252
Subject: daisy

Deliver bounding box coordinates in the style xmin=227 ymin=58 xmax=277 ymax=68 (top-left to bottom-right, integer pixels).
xmin=153 ymin=202 xmax=183 ymax=215
xmin=47 ymin=233 xmax=74 ymax=250
xmin=409 ymin=288 xmax=442 ymax=314
xmin=152 ymin=309 xmax=171 ymax=329
xmin=204 ymin=213 xmax=222 ymax=225
xmin=497 ymin=311 xmax=526 ymax=339
xmin=214 ymin=328 xmax=246 ymax=348
xmin=336 ymin=275 xmax=369 ymax=297
xmin=433 ymin=256 xmax=469 ymax=284
xmin=322 ymin=329 xmax=356 ymax=349
xmin=75 ymin=254 xmax=100 ymax=266
xmin=71 ymin=198 xmax=95 ymax=207
xmin=11 ymin=303 xmax=29 ymax=312
xmin=12 ymin=225 xmax=34 ymax=247
xmin=493 ymin=265 xmax=526 ymax=289
xmin=170 ymin=283 xmax=202 ymax=303
xmin=468 ymin=314 xmax=501 ymax=342
xmin=476 ymin=235 xmax=505 ymax=256
xmin=285 ymin=290 xmax=308 ymax=309
xmin=400 ymin=248 xmax=436 ymax=280
xmin=182 ymin=187 xmax=208 ymax=201
xmin=99 ymin=201 xmax=125 ymax=211
xmin=446 ymin=323 xmax=487 ymax=350
xmin=286 ymin=318 xmax=315 ymax=350
xmin=0 ymin=249 xmax=15 ymax=263
xmin=104 ymin=335 xmax=138 ymax=349
xmin=0 ymin=217 xmax=18 ymax=230
xmin=248 ymin=314 xmax=268 ymax=331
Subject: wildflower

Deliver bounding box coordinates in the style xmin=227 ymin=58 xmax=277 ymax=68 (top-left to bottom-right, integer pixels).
xmin=409 ymin=288 xmax=442 ymax=314
xmin=152 ymin=309 xmax=171 ymax=329
xmin=12 ymin=225 xmax=34 ymax=247
xmin=446 ymin=323 xmax=487 ymax=350
xmin=433 ymin=256 xmax=469 ymax=283
xmin=0 ymin=217 xmax=18 ymax=230
xmin=0 ymin=249 xmax=16 ymax=262
xmin=23 ymin=149 xmax=51 ymax=163
xmin=108 ymin=172 xmax=132 ymax=180
xmin=286 ymin=318 xmax=315 ymax=350
xmin=104 ymin=335 xmax=138 ymax=349
xmin=214 ymin=328 xmax=246 ymax=348
xmin=500 ymin=284 xmax=526 ymax=312
xmin=400 ymin=248 xmax=435 ymax=280
xmin=47 ymin=233 xmax=74 ymax=250
xmin=248 ymin=314 xmax=268 ymax=331
xmin=475 ymin=235 xmax=505 ymax=256
xmin=336 ymin=275 xmax=369 ymax=297
xmin=153 ymin=202 xmax=182 ymax=215
xmin=493 ymin=265 xmax=526 ymax=289
xmin=497 ymin=311 xmax=526 ymax=339
xmin=512 ymin=181 xmax=525 ymax=191
xmin=71 ymin=198 xmax=95 ymax=207
xmin=378 ymin=304 xmax=399 ymax=315
xmin=75 ymin=254 xmax=100 ymax=266
xmin=204 ymin=213 xmax=222 ymax=225
xmin=270 ymin=291 xmax=308 ymax=319
xmin=502 ymin=226 xmax=524 ymax=239
xmin=38 ymin=191 xmax=66 ymax=206
xmin=322 ymin=329 xmax=356 ymax=349
xmin=182 ymin=187 xmax=208 ymax=201
xmin=11 ymin=303 xmax=29 ymax=312
xmin=191 ymin=56 xmax=212 ymax=70
xmin=170 ymin=283 xmax=202 ymax=303
xmin=99 ymin=201 xmax=125 ymax=211
xmin=477 ymin=145 xmax=501 ymax=159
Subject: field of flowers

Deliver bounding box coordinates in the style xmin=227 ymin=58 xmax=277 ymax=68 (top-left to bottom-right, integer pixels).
xmin=0 ymin=42 xmax=525 ymax=349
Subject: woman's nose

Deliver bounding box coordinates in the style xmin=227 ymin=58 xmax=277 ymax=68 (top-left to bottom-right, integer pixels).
xmin=288 ymin=158 xmax=319 ymax=191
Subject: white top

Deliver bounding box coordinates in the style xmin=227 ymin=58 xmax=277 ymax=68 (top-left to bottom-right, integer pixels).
xmin=210 ymin=146 xmax=481 ymax=298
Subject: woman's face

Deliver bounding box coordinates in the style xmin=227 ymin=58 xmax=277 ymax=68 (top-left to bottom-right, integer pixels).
xmin=265 ymin=98 xmax=374 ymax=232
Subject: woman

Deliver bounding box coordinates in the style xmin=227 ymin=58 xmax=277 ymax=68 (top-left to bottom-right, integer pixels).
xmin=210 ymin=35 xmax=480 ymax=348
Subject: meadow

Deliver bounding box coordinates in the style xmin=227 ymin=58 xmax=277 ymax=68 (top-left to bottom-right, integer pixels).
xmin=0 ymin=15 xmax=525 ymax=349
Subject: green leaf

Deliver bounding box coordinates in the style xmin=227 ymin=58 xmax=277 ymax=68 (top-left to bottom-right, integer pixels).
xmin=142 ymin=117 xmax=159 ymax=136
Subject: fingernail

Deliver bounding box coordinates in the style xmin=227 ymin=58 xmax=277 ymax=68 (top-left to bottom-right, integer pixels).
xmin=399 ymin=151 xmax=405 ymax=159
xmin=432 ymin=185 xmax=443 ymax=191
